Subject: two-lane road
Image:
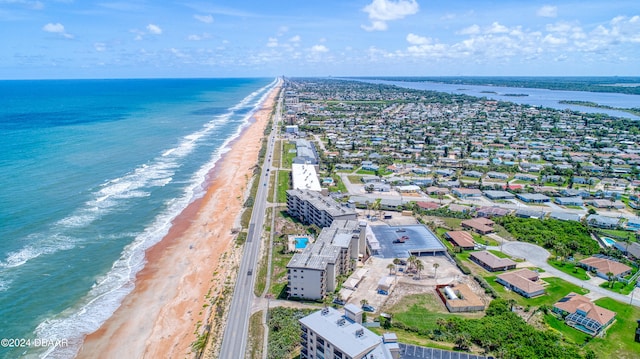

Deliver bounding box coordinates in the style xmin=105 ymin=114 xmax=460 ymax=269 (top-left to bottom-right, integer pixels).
xmin=218 ymin=85 xmax=282 ymax=359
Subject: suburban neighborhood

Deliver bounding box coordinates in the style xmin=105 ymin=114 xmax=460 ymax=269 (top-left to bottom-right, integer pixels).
xmin=250 ymin=78 xmax=640 ymax=359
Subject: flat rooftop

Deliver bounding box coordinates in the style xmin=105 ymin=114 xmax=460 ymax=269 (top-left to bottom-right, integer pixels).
xmin=370 ymin=224 xmax=446 ymax=258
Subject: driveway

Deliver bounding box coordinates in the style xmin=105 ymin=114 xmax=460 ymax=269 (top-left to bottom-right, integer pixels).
xmin=495 ymin=241 xmax=640 ymax=307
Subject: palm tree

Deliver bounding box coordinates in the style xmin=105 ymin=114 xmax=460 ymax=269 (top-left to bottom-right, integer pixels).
xmin=387 ymin=263 xmax=395 ymax=275
xmin=433 ymin=262 xmax=440 ymax=279
xmin=415 ymin=260 xmax=424 ymax=279
xmin=407 ymin=255 xmax=418 ymax=272
xmin=393 ymin=257 xmax=401 ymax=272
xmin=606 ymin=271 xmax=615 ymax=288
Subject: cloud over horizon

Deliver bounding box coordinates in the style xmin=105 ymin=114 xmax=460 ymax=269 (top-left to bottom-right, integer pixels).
xmin=362 ymin=0 xmax=419 ymax=31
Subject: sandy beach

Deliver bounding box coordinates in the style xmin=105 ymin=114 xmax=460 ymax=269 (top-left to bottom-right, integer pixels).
xmin=77 ymin=84 xmax=279 ymax=359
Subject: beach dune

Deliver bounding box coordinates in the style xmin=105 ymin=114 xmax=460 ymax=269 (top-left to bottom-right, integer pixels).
xmin=77 ymin=85 xmax=279 ymax=358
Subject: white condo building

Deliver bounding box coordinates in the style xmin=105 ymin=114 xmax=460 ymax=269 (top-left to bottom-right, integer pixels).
xmin=287 ymin=189 xmax=357 ymax=228
xmin=299 ymin=305 xmax=399 ymax=359
xmin=287 ymin=220 xmax=367 ymax=300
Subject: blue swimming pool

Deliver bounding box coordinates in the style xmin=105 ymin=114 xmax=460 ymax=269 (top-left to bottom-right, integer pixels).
xmin=603 ymin=237 xmax=616 ymax=246
xmin=295 ymin=237 xmax=309 ymax=249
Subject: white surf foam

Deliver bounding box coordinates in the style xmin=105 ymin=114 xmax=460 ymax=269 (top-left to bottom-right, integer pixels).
xmin=34 ymin=79 xmax=280 ymax=359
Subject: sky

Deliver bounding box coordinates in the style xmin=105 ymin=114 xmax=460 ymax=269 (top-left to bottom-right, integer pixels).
xmin=0 ymin=0 xmax=639 ymax=79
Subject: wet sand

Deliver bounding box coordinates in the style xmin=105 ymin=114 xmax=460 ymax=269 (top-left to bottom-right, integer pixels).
xmin=77 ymin=84 xmax=279 ymax=359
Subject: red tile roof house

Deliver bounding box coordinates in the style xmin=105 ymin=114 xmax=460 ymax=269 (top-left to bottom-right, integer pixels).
xmin=469 ymin=250 xmax=516 ymax=272
xmin=578 ymin=256 xmax=632 ymax=280
xmin=416 ymin=201 xmax=440 ymax=210
xmin=552 ymin=292 xmax=616 ymax=335
xmin=461 ymin=218 xmax=495 ymax=235
xmin=496 ymin=269 xmax=545 ymax=298
xmin=445 ymin=231 xmax=476 ymax=251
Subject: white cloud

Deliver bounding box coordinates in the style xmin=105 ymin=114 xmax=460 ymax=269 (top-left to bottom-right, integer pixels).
xmin=43 ymin=22 xmax=64 ymax=33
xmin=361 ymin=0 xmax=419 ymax=32
xmin=94 ymin=42 xmax=106 ymax=52
xmin=543 ymin=34 xmax=567 ymax=45
xmin=487 ymin=22 xmax=509 ymax=34
xmin=406 ymin=33 xmax=430 ymax=45
xmin=537 ymin=5 xmax=558 ymax=18
xmin=42 ymin=22 xmax=73 ymax=38
xmin=146 ymin=24 xmax=162 ymax=35
xmin=289 ymin=35 xmax=301 ymax=42
xmin=194 ymin=14 xmax=213 ymax=24
xmin=267 ymin=37 xmax=278 ymax=47
xmin=311 ymin=44 xmax=329 ymax=53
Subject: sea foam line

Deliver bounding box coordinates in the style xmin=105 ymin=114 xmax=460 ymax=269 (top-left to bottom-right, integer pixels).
xmin=35 ymin=79 xmax=278 ymax=359
xmin=0 ymin=89 xmax=257 ymax=272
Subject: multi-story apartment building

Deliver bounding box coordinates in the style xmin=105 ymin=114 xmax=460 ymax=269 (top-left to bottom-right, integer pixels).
xmin=287 ymin=220 xmax=366 ymax=300
xmin=287 ymin=189 xmax=357 ymax=228
xmin=299 ymin=305 xmax=399 ymax=359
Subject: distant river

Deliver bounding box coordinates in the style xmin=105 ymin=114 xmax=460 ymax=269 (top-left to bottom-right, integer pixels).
xmin=360 ymin=79 xmax=640 ymax=120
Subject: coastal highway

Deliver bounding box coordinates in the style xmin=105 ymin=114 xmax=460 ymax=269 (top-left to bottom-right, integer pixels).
xmin=218 ymin=87 xmax=282 ymax=358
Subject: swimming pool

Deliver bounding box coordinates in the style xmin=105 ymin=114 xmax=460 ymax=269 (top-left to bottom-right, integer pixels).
xmin=295 ymin=237 xmax=310 ymax=249
xmin=602 ymin=237 xmax=616 ymax=246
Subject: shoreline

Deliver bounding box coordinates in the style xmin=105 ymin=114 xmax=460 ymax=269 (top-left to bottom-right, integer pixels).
xmin=77 ymin=82 xmax=280 ymax=358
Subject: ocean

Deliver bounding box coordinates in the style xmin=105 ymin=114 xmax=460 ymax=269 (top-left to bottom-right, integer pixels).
xmin=0 ymin=78 xmax=277 ymax=359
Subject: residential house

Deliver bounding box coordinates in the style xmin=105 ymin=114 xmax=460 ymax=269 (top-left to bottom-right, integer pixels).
xmin=555 ymin=197 xmax=584 ymax=206
xmin=586 ymin=214 xmax=621 ymax=229
xmin=578 ymin=256 xmax=632 ymax=280
xmin=516 ymin=193 xmax=551 ymax=203
xmin=444 ymin=231 xmax=475 ymax=250
xmin=515 ymin=209 xmax=546 ymax=219
xmin=470 ymin=250 xmax=516 ymax=272
xmin=549 ymin=211 xmax=582 ymax=222
xmin=552 ymin=292 xmax=616 ymax=335
xmin=452 ymin=188 xmax=483 ymax=199
xmin=496 ymin=269 xmax=545 ymax=298
xmin=476 ymin=206 xmax=512 ymax=218
xmin=483 ymin=190 xmax=515 ymax=200
xmin=462 ymin=218 xmax=495 ymax=234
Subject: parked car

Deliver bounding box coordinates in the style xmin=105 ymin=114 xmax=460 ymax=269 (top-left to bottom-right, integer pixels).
xmin=362 ymin=304 xmax=375 ymax=312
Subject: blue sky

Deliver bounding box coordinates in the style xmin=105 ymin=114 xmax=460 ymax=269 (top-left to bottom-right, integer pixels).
xmin=1 ymin=0 xmax=638 ymax=79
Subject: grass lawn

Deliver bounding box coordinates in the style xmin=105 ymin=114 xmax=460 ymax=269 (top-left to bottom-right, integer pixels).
xmin=548 ymin=260 xmax=590 ymax=280
xmin=276 ymin=170 xmax=290 ymax=203
xmin=441 ymin=217 xmax=464 ymax=229
xmin=384 ymin=292 xmax=484 ymax=333
xmin=272 ymin=140 xmax=282 ymax=164
xmin=268 ymin=244 xmax=294 ymax=299
xmin=493 ymin=224 xmax=515 ymax=241
xmin=597 ymin=228 xmax=635 ymax=239
xmin=488 ymin=249 xmax=511 ymax=259
xmin=329 ymin=175 xmax=348 ymax=193
xmin=474 ymin=234 xmax=499 ymax=246
xmin=347 ymin=175 xmax=363 ymax=184
xmin=356 ymin=169 xmax=377 ymax=175
xmin=282 ymin=142 xmax=296 ymax=168
xmin=247 ymin=311 xmax=264 ymax=359
xmin=368 ymin=326 xmax=457 ymax=351
xmin=588 ymin=297 xmax=640 ymax=359
xmin=485 ymin=276 xmax=589 ymax=307
xmin=543 ymin=313 xmax=590 ymax=345
xmin=599 ymin=280 xmax=637 ymax=295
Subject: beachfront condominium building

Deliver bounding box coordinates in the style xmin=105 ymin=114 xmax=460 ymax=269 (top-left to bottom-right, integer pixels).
xmin=287 ymin=220 xmax=367 ymax=300
xmin=287 ymin=189 xmax=357 ymax=228
xmin=299 ymin=305 xmax=400 ymax=359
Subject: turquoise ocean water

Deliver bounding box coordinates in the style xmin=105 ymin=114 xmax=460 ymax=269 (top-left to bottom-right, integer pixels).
xmin=0 ymin=78 xmax=276 ymax=358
